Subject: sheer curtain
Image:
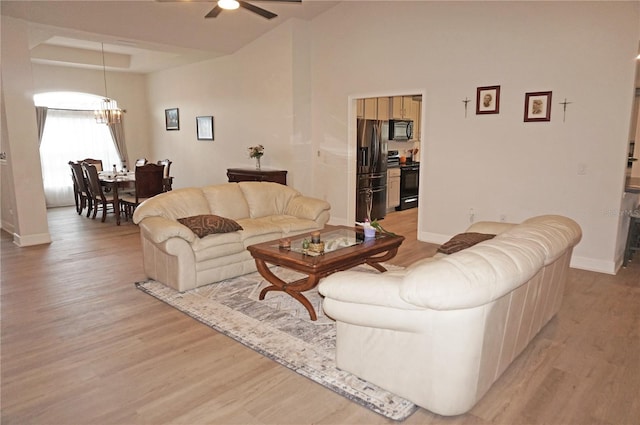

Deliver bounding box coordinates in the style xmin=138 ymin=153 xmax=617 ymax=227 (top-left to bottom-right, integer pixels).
xmin=39 ymin=109 xmax=122 ymax=207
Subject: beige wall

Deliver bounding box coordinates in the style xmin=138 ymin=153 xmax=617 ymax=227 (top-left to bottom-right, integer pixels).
xmin=1 ymin=16 xmax=50 ymax=246
xmin=30 ymin=64 xmax=151 ymax=166
xmin=2 ymin=2 xmax=639 ymax=273
xmin=146 ymin=20 xmax=304 ymax=191
xmin=308 ymin=1 xmax=639 ymax=273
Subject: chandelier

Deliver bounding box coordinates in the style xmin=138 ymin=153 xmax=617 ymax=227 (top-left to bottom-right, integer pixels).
xmin=94 ymin=43 xmax=122 ymax=125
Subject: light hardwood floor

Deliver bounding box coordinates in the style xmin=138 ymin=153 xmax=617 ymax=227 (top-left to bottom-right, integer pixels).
xmin=2 ymin=207 xmax=639 ymax=424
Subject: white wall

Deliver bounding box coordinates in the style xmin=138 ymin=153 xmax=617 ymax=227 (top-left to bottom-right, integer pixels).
xmin=1 ymin=16 xmax=50 ymax=246
xmin=31 ymin=64 xmax=151 ymax=164
xmin=3 ymin=2 xmax=638 ymax=273
xmin=309 ymin=1 xmax=639 ymax=273
xmin=146 ymin=20 xmax=309 ymax=192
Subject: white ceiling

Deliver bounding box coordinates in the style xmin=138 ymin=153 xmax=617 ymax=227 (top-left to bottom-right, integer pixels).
xmin=1 ymin=0 xmax=340 ymax=73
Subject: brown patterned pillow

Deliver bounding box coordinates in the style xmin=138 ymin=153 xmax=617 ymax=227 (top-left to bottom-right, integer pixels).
xmin=437 ymin=232 xmax=495 ymax=254
xmin=177 ymin=214 xmax=243 ymax=238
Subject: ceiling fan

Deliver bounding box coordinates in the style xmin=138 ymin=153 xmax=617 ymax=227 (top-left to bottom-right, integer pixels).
xmin=159 ymin=0 xmax=302 ymax=20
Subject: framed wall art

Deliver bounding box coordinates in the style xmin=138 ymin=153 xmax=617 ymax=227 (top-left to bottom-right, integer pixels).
xmin=476 ymin=85 xmax=500 ymax=114
xmin=196 ymin=116 xmax=214 ymax=140
xmin=524 ymin=91 xmax=552 ymax=122
xmin=165 ymin=108 xmax=180 ymax=130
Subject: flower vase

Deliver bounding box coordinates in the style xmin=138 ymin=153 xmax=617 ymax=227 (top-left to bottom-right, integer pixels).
xmin=255 ymin=156 xmax=261 ymax=170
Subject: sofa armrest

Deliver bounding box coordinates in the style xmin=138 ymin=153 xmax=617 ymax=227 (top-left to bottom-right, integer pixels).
xmin=319 ymin=271 xmax=427 ymax=332
xmin=285 ymin=196 xmax=331 ymax=222
xmin=319 ymin=271 xmax=419 ymax=309
xmin=138 ymin=216 xmax=197 ymax=245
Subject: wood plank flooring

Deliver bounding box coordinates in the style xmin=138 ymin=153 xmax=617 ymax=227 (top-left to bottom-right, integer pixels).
xmin=1 ymin=207 xmax=639 ymax=424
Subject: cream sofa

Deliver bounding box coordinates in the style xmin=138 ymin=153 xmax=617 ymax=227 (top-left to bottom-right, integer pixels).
xmin=133 ymin=182 xmax=331 ymax=292
xmin=318 ymin=215 xmax=582 ymax=416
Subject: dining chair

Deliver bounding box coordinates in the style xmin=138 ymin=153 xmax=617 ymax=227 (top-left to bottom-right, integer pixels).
xmin=82 ymin=162 xmax=116 ymax=222
xmin=157 ymin=159 xmax=172 ymax=191
xmin=120 ymin=163 xmax=165 ymax=218
xmin=68 ymin=161 xmax=92 ymax=216
xmin=78 ymin=158 xmax=103 ymax=172
xmin=135 ymin=158 xmax=148 ymax=166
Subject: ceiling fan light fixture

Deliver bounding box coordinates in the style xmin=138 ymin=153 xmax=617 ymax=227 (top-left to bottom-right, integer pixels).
xmin=218 ymin=0 xmax=239 ymax=10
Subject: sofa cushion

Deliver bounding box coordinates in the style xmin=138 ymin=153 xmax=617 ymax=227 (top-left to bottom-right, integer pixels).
xmin=133 ymin=188 xmax=211 ymax=223
xmin=437 ymin=232 xmax=495 ymax=254
xmin=202 ymin=184 xmax=251 ymax=220
xmin=238 ymin=182 xmax=301 ymax=218
xmin=264 ymin=215 xmax=323 ymax=233
xmin=178 ymin=214 xmax=243 ymax=238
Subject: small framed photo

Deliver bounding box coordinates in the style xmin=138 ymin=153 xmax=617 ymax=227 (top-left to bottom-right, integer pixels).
xmin=196 ymin=116 xmax=214 ymax=140
xmin=165 ymin=108 xmax=179 ymax=130
xmin=476 ymin=85 xmax=500 ymax=114
xmin=524 ymin=91 xmax=552 ymax=122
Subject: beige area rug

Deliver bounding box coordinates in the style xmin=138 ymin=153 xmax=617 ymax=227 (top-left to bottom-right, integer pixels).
xmin=136 ymin=264 xmax=417 ymax=421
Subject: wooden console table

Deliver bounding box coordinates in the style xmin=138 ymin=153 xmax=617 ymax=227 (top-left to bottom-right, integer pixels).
xmin=227 ymin=168 xmax=287 ymax=185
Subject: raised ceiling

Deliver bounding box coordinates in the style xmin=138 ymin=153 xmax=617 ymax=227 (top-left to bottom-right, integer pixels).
xmin=1 ymin=0 xmax=340 ymax=73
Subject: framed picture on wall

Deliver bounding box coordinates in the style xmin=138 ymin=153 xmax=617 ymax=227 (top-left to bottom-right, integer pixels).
xmin=165 ymin=108 xmax=180 ymax=130
xmin=476 ymin=85 xmax=500 ymax=114
xmin=196 ymin=116 xmax=214 ymax=140
xmin=524 ymin=91 xmax=552 ymax=122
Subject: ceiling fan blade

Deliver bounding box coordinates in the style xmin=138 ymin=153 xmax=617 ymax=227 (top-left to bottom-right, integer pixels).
xmin=257 ymin=0 xmax=301 ymax=2
xmin=205 ymin=5 xmax=223 ymax=18
xmin=239 ymin=1 xmax=277 ymax=19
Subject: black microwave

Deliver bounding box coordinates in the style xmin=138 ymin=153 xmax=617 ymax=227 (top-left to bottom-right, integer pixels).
xmin=388 ymin=119 xmax=413 ymax=141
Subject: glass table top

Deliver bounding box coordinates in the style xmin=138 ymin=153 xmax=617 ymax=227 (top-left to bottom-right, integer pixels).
xmin=275 ymin=228 xmax=377 ymax=256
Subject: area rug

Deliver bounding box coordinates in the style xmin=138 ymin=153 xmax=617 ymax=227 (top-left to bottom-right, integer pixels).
xmin=135 ymin=264 xmax=418 ymax=421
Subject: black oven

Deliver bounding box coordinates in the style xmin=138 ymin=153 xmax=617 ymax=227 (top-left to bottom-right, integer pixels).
xmin=398 ymin=165 xmax=419 ymax=210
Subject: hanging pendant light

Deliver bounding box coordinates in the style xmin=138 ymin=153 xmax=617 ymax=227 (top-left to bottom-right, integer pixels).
xmin=94 ymin=43 xmax=122 ymax=125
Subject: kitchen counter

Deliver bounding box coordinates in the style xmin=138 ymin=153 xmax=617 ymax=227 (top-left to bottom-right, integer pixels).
xmin=388 ymin=161 xmax=420 ymax=169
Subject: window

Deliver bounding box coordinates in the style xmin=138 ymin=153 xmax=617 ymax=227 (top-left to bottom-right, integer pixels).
xmin=35 ymin=92 xmax=123 ymax=207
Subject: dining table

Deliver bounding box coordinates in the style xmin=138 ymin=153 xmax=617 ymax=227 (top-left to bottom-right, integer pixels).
xmin=99 ymin=171 xmax=173 ymax=225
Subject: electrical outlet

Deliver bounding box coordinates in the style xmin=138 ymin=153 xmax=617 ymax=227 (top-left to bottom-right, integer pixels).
xmin=469 ymin=208 xmax=475 ymax=223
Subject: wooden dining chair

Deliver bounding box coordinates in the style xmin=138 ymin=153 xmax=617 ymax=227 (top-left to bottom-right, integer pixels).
xmin=78 ymin=158 xmax=103 ymax=172
xmin=135 ymin=158 xmax=148 ymax=167
xmin=120 ymin=163 xmax=165 ymax=218
xmin=69 ymin=161 xmax=92 ymax=216
xmin=157 ymin=159 xmax=172 ymax=191
xmin=82 ymin=162 xmax=116 ymax=222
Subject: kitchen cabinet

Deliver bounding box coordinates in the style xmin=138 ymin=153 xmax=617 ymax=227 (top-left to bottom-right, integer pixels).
xmin=363 ymin=98 xmax=377 ymax=120
xmin=357 ymin=97 xmax=390 ymax=120
xmin=357 ymin=99 xmax=364 ymax=118
xmin=391 ymin=95 xmax=421 ymax=140
xmin=413 ymin=99 xmax=421 ymax=141
xmin=377 ymin=97 xmax=390 ymax=120
xmin=391 ymin=96 xmax=415 ymax=120
xmin=387 ymin=168 xmax=401 ymax=211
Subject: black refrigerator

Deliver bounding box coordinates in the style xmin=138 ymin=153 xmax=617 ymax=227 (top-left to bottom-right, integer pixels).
xmin=356 ymin=119 xmax=387 ymax=222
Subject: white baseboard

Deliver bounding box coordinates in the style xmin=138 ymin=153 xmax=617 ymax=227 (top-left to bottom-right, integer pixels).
xmin=13 ymin=232 xmax=52 ymax=247
xmin=570 ymin=255 xmax=617 ymax=275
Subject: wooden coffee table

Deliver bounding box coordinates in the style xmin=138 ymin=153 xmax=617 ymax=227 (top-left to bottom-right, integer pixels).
xmin=247 ymin=225 xmax=404 ymax=321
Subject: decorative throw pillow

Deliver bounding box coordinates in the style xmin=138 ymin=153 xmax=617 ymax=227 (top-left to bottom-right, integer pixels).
xmin=437 ymin=232 xmax=495 ymax=254
xmin=177 ymin=214 xmax=243 ymax=238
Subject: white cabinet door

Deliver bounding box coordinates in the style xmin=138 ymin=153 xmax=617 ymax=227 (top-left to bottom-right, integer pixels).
xmin=387 ymin=168 xmax=401 ymax=210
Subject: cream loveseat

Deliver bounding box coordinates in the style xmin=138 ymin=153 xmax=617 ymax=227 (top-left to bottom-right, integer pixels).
xmin=318 ymin=215 xmax=581 ymax=416
xmin=133 ymin=182 xmax=331 ymax=292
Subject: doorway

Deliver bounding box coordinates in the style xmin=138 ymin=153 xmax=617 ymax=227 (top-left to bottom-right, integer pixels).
xmin=353 ymin=93 xmax=423 ymax=231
